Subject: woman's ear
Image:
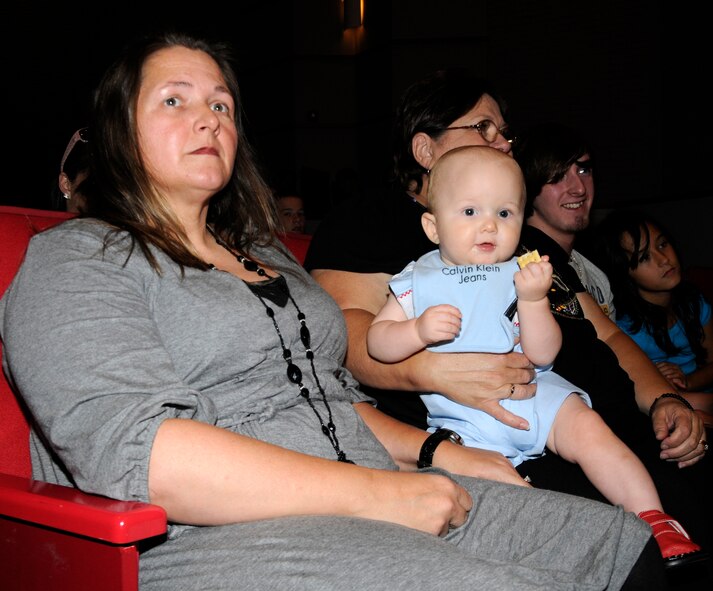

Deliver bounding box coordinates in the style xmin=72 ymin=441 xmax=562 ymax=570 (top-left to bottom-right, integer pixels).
xmin=412 ymin=132 xmax=436 ymax=171
xmin=421 ymin=211 xmax=440 ymax=245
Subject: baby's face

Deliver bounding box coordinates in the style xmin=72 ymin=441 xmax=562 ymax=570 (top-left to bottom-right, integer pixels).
xmin=426 ymin=149 xmax=525 ymax=267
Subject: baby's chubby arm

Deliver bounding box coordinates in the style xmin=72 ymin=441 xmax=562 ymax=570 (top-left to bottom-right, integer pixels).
xmin=514 ymin=255 xmax=562 ymax=366
xmin=368 ymin=293 xmax=461 ymax=363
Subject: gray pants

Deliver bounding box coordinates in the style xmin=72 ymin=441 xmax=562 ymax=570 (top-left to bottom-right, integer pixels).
xmin=139 ymin=476 xmax=651 ymax=590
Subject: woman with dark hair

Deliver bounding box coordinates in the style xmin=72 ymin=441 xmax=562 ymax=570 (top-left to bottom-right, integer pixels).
xmin=0 ymin=34 xmax=657 ymax=590
xmin=306 ymin=69 xmax=536 ymax=440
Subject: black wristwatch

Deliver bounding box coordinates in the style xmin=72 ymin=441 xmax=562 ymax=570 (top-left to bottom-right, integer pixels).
xmin=417 ymin=428 xmax=464 ymax=468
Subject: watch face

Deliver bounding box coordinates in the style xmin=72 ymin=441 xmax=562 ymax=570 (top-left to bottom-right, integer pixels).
xmin=448 ymin=431 xmax=464 ymax=446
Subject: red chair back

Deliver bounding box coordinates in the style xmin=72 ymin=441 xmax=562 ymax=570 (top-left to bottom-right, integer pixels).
xmin=0 ymin=206 xmax=75 ymax=477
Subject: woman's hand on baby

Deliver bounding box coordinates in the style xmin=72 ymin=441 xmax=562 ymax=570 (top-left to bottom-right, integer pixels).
xmin=421 ymin=349 xmax=535 ymax=430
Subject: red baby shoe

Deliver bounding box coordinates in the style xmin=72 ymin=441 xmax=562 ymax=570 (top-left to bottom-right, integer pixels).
xmin=638 ymin=510 xmax=707 ymax=569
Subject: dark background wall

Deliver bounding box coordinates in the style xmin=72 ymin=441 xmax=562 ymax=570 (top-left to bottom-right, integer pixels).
xmin=3 ymin=1 xmax=710 ymax=261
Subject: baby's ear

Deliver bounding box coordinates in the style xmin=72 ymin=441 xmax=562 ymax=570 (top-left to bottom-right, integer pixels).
xmin=421 ymin=212 xmax=440 ymax=244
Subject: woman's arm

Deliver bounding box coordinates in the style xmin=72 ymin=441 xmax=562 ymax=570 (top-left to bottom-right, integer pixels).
xmin=149 ymin=417 xmax=473 ymax=536
xmin=312 ymin=269 xmax=536 ymax=430
xmin=353 ymin=403 xmax=530 ymax=487
xmin=578 ymin=292 xmax=706 ymax=467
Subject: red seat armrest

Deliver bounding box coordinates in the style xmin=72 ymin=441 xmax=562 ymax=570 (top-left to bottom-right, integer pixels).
xmin=0 ymin=472 xmax=166 ymax=543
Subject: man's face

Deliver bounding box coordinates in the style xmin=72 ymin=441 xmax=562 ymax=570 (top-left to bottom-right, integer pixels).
xmin=528 ymin=158 xmax=594 ymax=243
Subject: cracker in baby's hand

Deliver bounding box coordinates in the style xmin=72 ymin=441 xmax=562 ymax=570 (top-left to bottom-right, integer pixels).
xmin=517 ymin=250 xmax=541 ymax=269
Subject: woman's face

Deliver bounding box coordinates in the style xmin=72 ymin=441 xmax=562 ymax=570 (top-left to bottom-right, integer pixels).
xmin=415 ymin=94 xmax=512 ymax=172
xmin=623 ymin=222 xmax=682 ymax=295
xmin=136 ymin=45 xmax=238 ymax=209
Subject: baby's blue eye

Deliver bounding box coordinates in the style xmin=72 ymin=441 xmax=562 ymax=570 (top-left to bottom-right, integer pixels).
xmin=464 ymin=208 xmax=475 ymax=216
xmin=498 ymin=210 xmax=510 ymax=219
xmin=165 ymin=97 xmax=180 ymax=107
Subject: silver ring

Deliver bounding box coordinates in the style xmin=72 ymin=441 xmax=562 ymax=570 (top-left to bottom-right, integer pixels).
xmin=509 ymin=384 xmax=516 ymax=396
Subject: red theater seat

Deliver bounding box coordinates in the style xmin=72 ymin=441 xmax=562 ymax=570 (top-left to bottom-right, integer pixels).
xmin=0 ymin=206 xmax=311 ymax=590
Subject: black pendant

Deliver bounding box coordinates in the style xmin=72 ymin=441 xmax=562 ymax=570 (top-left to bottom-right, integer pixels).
xmin=300 ymin=325 xmax=310 ymax=348
xmin=287 ymin=363 xmax=302 ymax=384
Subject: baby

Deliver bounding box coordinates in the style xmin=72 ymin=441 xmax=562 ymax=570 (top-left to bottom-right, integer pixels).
xmin=367 ymin=145 xmax=703 ymax=567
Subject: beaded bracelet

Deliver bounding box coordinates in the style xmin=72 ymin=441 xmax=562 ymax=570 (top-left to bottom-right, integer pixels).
xmin=648 ymin=392 xmax=694 ymax=418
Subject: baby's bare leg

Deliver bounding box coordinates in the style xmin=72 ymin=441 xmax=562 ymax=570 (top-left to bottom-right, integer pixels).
xmin=546 ymin=395 xmax=662 ymax=513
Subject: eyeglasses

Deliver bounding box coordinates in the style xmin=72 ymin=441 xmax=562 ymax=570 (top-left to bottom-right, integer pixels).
xmin=443 ymin=119 xmax=514 ymax=144
xmin=60 ymin=127 xmax=89 ymax=173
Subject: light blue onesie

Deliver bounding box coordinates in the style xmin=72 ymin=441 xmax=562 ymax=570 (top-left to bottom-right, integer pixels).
xmin=390 ymin=250 xmax=591 ymax=467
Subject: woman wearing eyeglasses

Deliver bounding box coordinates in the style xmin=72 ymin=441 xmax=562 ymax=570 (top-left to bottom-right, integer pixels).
xmin=306 ymin=70 xmax=535 ymax=471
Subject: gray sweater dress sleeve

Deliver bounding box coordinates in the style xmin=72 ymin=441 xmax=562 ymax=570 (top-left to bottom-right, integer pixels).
xmin=0 ymin=218 xmax=382 ymax=502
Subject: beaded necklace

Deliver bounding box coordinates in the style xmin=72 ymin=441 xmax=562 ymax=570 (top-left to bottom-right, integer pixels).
xmin=208 ymin=226 xmax=354 ymax=464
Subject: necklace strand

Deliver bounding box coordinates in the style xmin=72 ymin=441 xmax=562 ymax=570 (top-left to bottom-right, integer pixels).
xmin=208 ymin=226 xmax=353 ymax=463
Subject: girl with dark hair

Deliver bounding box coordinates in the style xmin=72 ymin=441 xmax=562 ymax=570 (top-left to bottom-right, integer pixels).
xmin=594 ymin=210 xmax=713 ymax=396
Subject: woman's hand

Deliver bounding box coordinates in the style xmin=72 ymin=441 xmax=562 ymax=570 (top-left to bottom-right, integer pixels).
xmin=420 ymin=349 xmax=536 ymax=430
xmin=651 ymin=398 xmax=708 ymax=467
xmin=655 ymin=361 xmax=687 ymax=390
xmin=363 ymin=470 xmax=473 ymax=537
xmin=433 ymin=441 xmax=532 ymax=488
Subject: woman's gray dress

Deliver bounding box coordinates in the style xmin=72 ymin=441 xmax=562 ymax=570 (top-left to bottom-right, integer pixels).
xmin=0 ymin=219 xmax=651 ymax=590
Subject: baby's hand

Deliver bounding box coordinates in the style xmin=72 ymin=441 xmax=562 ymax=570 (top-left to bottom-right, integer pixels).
xmin=514 ymin=255 xmax=553 ymax=302
xmin=416 ymin=304 xmax=461 ymax=345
